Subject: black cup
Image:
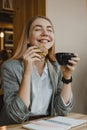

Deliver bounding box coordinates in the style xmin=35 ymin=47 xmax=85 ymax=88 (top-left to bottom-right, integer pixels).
xmin=56 ymin=52 xmax=75 ymax=65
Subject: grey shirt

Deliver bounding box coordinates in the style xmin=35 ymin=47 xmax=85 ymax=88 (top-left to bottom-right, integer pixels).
xmin=1 ymin=59 xmax=74 ymax=123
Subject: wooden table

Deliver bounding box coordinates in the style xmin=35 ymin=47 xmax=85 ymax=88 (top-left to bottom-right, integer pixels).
xmin=0 ymin=113 xmax=87 ymax=130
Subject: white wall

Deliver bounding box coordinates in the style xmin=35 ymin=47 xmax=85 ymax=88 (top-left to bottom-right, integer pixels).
xmin=46 ymin=0 xmax=87 ymax=114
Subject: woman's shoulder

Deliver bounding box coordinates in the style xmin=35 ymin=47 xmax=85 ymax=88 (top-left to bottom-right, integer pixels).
xmin=2 ymin=59 xmax=23 ymax=70
xmin=3 ymin=59 xmax=22 ymax=65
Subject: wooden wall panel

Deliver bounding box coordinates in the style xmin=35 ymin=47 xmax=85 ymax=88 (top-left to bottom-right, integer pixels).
xmin=13 ymin=0 xmax=46 ymax=52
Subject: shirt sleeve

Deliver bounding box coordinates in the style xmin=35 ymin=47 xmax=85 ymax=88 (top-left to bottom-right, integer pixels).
xmin=54 ymin=64 xmax=74 ymax=116
xmin=1 ymin=60 xmax=32 ymax=123
xmin=61 ymin=93 xmax=73 ymax=106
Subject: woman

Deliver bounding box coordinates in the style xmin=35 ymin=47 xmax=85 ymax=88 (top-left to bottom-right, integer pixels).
xmin=0 ymin=16 xmax=80 ymax=125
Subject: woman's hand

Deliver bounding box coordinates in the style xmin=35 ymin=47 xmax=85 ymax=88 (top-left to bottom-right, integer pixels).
xmin=23 ymin=45 xmax=41 ymax=74
xmin=61 ymin=53 xmax=80 ymax=79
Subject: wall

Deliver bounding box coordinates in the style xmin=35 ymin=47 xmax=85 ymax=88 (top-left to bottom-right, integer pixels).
xmin=46 ymin=0 xmax=87 ymax=114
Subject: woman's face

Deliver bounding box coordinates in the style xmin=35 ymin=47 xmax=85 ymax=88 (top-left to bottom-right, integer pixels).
xmin=28 ymin=18 xmax=55 ymax=49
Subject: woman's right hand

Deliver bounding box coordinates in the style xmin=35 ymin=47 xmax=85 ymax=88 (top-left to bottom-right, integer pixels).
xmin=23 ymin=45 xmax=41 ymax=74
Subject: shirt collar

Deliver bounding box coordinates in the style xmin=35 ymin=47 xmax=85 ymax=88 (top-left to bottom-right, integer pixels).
xmin=34 ymin=63 xmax=48 ymax=73
xmin=32 ymin=63 xmax=48 ymax=80
xmin=44 ymin=63 xmax=48 ymax=74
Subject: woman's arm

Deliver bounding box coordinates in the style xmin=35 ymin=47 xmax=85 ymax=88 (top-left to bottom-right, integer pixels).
xmin=61 ymin=53 xmax=80 ymax=104
xmin=1 ymin=60 xmax=31 ymax=123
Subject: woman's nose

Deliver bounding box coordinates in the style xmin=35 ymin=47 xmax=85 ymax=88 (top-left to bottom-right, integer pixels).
xmin=41 ymin=29 xmax=49 ymax=36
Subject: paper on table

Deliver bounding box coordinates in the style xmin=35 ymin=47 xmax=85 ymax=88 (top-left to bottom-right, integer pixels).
xmin=48 ymin=116 xmax=87 ymax=128
xmin=23 ymin=120 xmax=71 ymax=130
xmin=22 ymin=116 xmax=87 ymax=130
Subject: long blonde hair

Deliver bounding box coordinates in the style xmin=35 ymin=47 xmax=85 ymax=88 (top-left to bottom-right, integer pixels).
xmin=13 ymin=16 xmax=56 ymax=61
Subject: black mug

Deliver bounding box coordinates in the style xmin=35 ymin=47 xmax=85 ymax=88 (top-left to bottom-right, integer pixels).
xmin=56 ymin=52 xmax=75 ymax=65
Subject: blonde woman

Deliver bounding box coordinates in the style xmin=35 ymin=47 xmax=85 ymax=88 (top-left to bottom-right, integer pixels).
xmin=0 ymin=16 xmax=80 ymax=125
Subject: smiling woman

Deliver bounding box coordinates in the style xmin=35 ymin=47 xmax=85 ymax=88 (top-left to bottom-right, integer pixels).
xmin=0 ymin=16 xmax=80 ymax=125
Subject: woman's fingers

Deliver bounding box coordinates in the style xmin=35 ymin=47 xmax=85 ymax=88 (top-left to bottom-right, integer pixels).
xmin=23 ymin=46 xmax=42 ymax=60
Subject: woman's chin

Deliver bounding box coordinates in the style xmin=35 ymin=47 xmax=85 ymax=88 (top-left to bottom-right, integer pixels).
xmin=45 ymin=42 xmax=54 ymax=49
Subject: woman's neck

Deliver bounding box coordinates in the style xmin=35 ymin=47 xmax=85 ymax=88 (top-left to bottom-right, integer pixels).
xmin=35 ymin=60 xmax=46 ymax=76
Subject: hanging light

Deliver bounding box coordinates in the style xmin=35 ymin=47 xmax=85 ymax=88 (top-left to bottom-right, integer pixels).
xmin=0 ymin=32 xmax=4 ymax=38
xmin=0 ymin=31 xmax=4 ymax=50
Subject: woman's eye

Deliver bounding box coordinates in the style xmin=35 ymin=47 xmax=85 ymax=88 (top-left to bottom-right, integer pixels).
xmin=47 ymin=29 xmax=53 ymax=32
xmin=35 ymin=28 xmax=41 ymax=31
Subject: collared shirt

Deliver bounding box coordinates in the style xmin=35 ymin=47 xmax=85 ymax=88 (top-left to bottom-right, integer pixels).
xmin=31 ymin=63 xmax=72 ymax=115
xmin=31 ymin=63 xmax=52 ymax=115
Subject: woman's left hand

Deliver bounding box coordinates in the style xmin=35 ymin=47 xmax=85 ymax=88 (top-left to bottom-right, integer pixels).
xmin=61 ymin=53 xmax=80 ymax=79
